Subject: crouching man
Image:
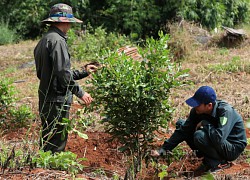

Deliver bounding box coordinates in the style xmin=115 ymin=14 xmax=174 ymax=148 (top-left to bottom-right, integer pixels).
xmin=151 ymin=86 xmax=247 ymax=173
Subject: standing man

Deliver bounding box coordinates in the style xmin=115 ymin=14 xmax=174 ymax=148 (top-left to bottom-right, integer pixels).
xmin=151 ymin=86 xmax=247 ymax=172
xmin=34 ymin=3 xmax=97 ymax=153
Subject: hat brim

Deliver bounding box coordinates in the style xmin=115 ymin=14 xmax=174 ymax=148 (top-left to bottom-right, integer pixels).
xmin=42 ymin=17 xmax=83 ymax=23
xmin=185 ymin=97 xmax=201 ymax=107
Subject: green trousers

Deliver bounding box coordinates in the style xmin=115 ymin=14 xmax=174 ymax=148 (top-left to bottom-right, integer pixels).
xmin=39 ymin=101 xmax=70 ymax=154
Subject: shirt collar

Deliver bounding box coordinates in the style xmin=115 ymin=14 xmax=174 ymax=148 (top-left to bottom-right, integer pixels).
xmin=211 ymin=100 xmax=218 ymax=117
xmin=49 ymin=26 xmax=68 ymax=40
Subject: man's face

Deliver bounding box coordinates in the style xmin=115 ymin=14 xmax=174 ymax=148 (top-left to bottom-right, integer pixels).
xmin=61 ymin=22 xmax=71 ymax=34
xmin=65 ymin=23 xmax=71 ymax=33
xmin=194 ymin=103 xmax=212 ymax=114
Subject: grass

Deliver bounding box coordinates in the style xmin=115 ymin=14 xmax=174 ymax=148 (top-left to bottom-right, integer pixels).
xmin=207 ymin=56 xmax=242 ymax=73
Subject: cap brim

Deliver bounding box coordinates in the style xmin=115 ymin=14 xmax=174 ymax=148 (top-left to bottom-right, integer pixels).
xmin=42 ymin=17 xmax=83 ymax=23
xmin=185 ymin=97 xmax=201 ymax=107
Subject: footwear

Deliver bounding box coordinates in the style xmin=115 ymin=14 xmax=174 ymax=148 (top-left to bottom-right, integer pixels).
xmin=194 ymin=162 xmax=211 ymax=172
xmin=209 ymin=161 xmax=232 ymax=172
xmin=193 ymin=150 xmax=204 ymax=158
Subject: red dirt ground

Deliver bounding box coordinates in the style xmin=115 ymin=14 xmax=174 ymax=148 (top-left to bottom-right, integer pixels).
xmin=1 ymin=105 xmax=249 ymax=180
xmin=66 ymin=124 xmax=250 ymax=179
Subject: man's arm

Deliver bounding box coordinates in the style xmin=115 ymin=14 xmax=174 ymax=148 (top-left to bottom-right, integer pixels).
xmin=72 ymin=69 xmax=89 ymax=80
xmin=151 ymin=109 xmax=197 ymax=157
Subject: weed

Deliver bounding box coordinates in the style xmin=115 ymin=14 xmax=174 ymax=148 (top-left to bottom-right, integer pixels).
xmin=93 ymin=168 xmax=107 ymax=177
xmin=60 ymin=118 xmax=88 ymax=140
xmin=157 ymin=164 xmax=168 ymax=180
xmin=75 ymin=108 xmax=97 ymax=131
xmin=9 ymin=104 xmax=34 ymax=128
xmin=149 ymin=145 xmax=185 ymax=179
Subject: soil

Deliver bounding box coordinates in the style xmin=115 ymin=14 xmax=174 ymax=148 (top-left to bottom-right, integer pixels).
xmin=1 ymin=107 xmax=250 ymax=180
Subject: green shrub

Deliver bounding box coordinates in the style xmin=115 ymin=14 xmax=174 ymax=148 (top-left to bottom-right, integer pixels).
xmin=87 ymin=31 xmax=189 ymax=179
xmin=0 ymin=21 xmax=18 ymax=45
xmin=0 ymin=79 xmax=15 ymax=118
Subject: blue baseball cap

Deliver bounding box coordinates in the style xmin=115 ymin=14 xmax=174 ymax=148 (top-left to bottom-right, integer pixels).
xmin=185 ymin=86 xmax=216 ymax=107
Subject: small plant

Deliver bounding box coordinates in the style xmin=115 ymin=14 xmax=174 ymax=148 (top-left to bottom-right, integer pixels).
xmin=0 ymin=79 xmax=15 ymax=109
xmin=201 ymin=173 xmax=214 ymax=180
xmin=60 ymin=118 xmax=88 ymax=140
xmin=75 ymin=108 xmax=98 ymax=131
xmin=0 ymin=78 xmax=34 ymax=130
xmin=93 ymin=168 xmax=107 ymax=177
xmin=9 ymin=104 xmax=34 ymax=128
xmin=149 ymin=145 xmax=185 ymax=179
xmin=32 ymin=150 xmax=86 ymax=175
xmin=158 ymin=164 xmax=168 ymax=180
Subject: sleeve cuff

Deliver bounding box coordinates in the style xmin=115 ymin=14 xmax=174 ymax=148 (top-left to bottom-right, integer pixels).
xmin=75 ymin=89 xmax=85 ymax=99
xmin=158 ymin=148 xmax=167 ymax=156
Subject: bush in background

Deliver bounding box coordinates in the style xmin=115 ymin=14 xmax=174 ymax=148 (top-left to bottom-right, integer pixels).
xmin=68 ymin=25 xmax=132 ymax=62
xmin=0 ymin=20 xmax=18 ymax=45
xmin=1 ymin=0 xmax=249 ymax=40
xmin=179 ymin=0 xmax=249 ymax=30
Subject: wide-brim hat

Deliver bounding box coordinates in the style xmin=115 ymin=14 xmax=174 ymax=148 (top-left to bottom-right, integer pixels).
xmin=42 ymin=3 xmax=82 ymax=23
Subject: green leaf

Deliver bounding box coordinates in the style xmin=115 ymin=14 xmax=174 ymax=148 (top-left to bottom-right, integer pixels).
xmin=73 ymin=129 xmax=88 ymax=139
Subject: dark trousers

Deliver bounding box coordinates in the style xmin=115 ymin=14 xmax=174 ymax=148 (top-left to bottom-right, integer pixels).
xmin=177 ymin=119 xmax=243 ymax=167
xmin=39 ymin=101 xmax=70 ymax=154
xmin=193 ymin=129 xmax=242 ymax=166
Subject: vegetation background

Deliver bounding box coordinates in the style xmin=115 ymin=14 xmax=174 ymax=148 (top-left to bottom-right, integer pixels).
xmin=0 ymin=0 xmax=249 ymax=42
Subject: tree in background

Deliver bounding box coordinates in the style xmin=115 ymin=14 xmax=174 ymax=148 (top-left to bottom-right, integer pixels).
xmin=178 ymin=0 xmax=249 ymax=30
xmin=1 ymin=0 xmax=48 ymax=38
xmin=0 ymin=0 xmax=249 ymax=40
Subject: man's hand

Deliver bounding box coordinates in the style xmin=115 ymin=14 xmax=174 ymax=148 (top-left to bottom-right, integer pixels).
xmin=150 ymin=150 xmax=160 ymax=157
xmin=85 ymin=64 xmax=98 ymax=74
xmin=80 ymin=92 xmax=93 ymax=106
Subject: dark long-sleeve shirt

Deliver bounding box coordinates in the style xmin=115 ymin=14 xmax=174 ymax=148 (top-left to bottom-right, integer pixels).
xmin=162 ymin=100 xmax=247 ymax=152
xmin=34 ymin=26 xmax=88 ymax=103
